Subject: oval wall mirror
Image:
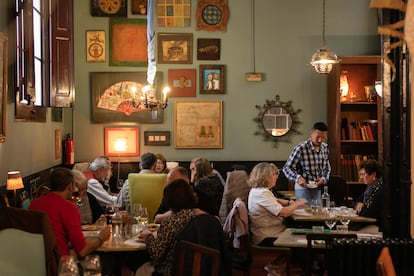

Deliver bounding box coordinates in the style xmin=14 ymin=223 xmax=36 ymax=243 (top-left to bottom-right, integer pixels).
xmin=254 ymin=94 xmax=302 ymax=147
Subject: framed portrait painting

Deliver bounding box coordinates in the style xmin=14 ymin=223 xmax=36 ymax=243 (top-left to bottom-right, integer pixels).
xmin=157 ymin=33 xmax=193 ymax=64
xmin=174 ymin=100 xmax=222 ymax=149
xmin=199 ymin=65 xmax=225 ymax=94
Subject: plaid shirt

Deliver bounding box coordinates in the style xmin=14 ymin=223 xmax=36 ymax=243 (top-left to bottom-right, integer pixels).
xmin=283 ymin=139 xmax=331 ymax=184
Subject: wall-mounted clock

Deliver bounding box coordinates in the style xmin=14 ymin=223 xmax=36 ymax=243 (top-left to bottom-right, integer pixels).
xmin=90 ymin=0 xmax=127 ymax=17
xmin=196 ymin=0 xmax=229 ymax=32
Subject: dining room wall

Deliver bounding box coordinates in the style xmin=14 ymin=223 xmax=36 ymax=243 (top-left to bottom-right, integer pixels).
xmin=0 ymin=0 xmax=380 ymax=185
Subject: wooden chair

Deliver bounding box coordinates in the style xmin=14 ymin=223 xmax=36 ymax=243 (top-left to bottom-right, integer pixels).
xmin=175 ymin=240 xmax=221 ymax=276
xmin=376 ymin=246 xmax=396 ymax=276
xmin=128 ymin=173 xmax=167 ymax=222
xmin=305 ymin=232 xmax=357 ymax=276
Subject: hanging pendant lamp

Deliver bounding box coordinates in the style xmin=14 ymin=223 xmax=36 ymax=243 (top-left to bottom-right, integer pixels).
xmin=310 ymin=0 xmax=340 ymax=74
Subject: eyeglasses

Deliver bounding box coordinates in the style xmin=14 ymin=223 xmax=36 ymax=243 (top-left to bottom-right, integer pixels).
xmin=274 ymin=169 xmax=280 ymax=176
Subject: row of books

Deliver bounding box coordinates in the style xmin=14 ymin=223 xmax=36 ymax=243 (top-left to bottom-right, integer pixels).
xmin=341 ymin=118 xmax=378 ymax=141
xmin=340 ymin=154 xmax=375 ymax=182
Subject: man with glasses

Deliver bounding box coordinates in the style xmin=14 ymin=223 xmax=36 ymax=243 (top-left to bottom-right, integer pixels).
xmin=283 ymin=122 xmax=331 ymax=204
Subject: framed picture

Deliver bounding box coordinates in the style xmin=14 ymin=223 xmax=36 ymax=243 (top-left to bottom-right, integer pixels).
xmin=0 ymin=33 xmax=7 ymax=143
xmin=157 ymin=1 xmax=191 ymax=27
xmin=104 ymin=127 xmax=139 ymax=157
xmin=197 ymin=38 xmax=220 ymax=60
xmin=90 ymin=0 xmax=127 ymax=17
xmin=196 ymin=0 xmax=229 ymax=32
xmin=144 ymin=131 xmax=171 ymax=146
xmin=157 ymin=33 xmax=193 ymax=64
xmin=109 ymin=18 xmax=147 ymax=66
xmin=86 ymin=30 xmax=105 ymax=62
xmin=131 ymin=0 xmax=147 ymax=15
xmin=91 ymin=71 xmax=164 ymax=123
xmin=174 ymin=100 xmax=222 ymax=148
xmin=168 ymin=69 xmax=196 ymax=97
xmin=199 ymin=65 xmax=225 ymax=94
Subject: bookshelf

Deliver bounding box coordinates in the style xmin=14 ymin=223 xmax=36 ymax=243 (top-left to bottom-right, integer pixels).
xmin=327 ymin=56 xmax=382 ymax=184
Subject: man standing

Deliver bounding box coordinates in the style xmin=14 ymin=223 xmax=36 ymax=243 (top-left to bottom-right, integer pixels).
xmin=283 ymin=122 xmax=331 ymax=203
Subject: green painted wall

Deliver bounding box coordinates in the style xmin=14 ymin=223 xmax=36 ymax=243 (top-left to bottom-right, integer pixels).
xmin=0 ymin=0 xmax=379 ymax=183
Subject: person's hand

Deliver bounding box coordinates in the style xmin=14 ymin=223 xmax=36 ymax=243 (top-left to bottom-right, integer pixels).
xmin=355 ymin=202 xmax=364 ymax=214
xmin=315 ymin=178 xmax=324 ymax=186
xmin=298 ymin=176 xmax=307 ymax=187
xmin=99 ymin=225 xmax=111 ymax=242
xmin=295 ymin=198 xmax=308 ymax=207
xmin=139 ymin=229 xmax=153 ymax=240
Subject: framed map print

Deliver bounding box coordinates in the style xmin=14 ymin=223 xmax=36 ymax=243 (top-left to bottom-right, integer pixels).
xmin=174 ymin=100 xmax=222 ymax=148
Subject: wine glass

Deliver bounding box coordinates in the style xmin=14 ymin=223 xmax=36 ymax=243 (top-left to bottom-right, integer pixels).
xmin=71 ymin=190 xmax=83 ymax=206
xmin=81 ymin=254 xmax=101 ymax=276
xmin=132 ymin=203 xmax=142 ymax=223
xmin=139 ymin=207 xmax=149 ymax=228
xmin=338 ymin=207 xmax=351 ymax=226
xmin=58 ymin=255 xmax=79 ymax=276
xmin=324 ymin=209 xmax=337 ymax=231
xmin=124 ymin=223 xmax=141 ymax=240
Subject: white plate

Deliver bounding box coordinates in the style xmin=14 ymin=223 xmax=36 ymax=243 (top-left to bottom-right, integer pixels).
xmin=83 ymin=231 xmax=99 ymax=237
xmin=307 ymin=183 xmax=318 ymax=189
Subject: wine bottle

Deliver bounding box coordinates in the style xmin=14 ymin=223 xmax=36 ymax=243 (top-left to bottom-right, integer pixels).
xmin=321 ymin=185 xmax=330 ymax=208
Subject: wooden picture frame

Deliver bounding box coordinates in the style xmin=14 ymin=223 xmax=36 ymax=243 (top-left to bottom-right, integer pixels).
xmin=131 ymin=0 xmax=147 ymax=15
xmin=91 ymin=71 xmax=164 ymax=123
xmin=0 ymin=33 xmax=7 ymax=143
xmin=104 ymin=127 xmax=139 ymax=157
xmin=168 ymin=69 xmax=196 ymax=97
xmin=109 ymin=18 xmax=147 ymax=66
xmin=199 ymin=65 xmax=225 ymax=94
xmin=90 ymin=0 xmax=127 ymax=17
xmin=144 ymin=131 xmax=171 ymax=146
xmin=86 ymin=30 xmax=105 ymax=62
xmin=174 ymin=100 xmax=222 ymax=148
xmin=197 ymin=38 xmax=220 ymax=60
xmin=157 ymin=33 xmax=193 ymax=64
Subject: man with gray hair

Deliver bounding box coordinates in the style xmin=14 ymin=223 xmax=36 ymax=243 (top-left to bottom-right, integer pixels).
xmin=84 ymin=157 xmax=118 ymax=206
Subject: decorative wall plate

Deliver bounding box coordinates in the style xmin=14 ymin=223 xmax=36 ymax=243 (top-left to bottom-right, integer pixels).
xmin=196 ymin=0 xmax=229 ymax=32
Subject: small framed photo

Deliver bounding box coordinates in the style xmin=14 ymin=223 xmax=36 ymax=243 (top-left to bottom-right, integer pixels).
xmin=157 ymin=33 xmax=193 ymax=64
xmin=144 ymin=131 xmax=171 ymax=146
xmin=199 ymin=65 xmax=225 ymax=94
xmin=86 ymin=30 xmax=105 ymax=62
xmin=131 ymin=0 xmax=147 ymax=15
xmin=104 ymin=127 xmax=139 ymax=157
xmin=197 ymin=38 xmax=220 ymax=60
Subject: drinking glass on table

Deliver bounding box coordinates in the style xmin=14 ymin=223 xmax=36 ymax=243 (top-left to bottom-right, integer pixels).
xmin=338 ymin=207 xmax=351 ymax=226
xmin=81 ymin=254 xmax=101 ymax=276
xmin=132 ymin=203 xmax=142 ymax=222
xmin=324 ymin=209 xmax=337 ymax=231
xmin=139 ymin=207 xmax=149 ymax=227
xmin=58 ymin=255 xmax=79 ymax=276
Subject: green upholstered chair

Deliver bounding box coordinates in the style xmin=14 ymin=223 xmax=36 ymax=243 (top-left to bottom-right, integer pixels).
xmin=128 ymin=173 xmax=167 ymax=222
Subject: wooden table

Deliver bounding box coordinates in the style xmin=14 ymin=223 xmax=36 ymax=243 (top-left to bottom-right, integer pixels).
xmin=83 ymin=231 xmax=146 ymax=252
xmin=290 ymin=208 xmax=376 ymax=223
xmin=276 ymin=190 xmax=296 ymax=200
xmin=274 ymin=228 xmax=382 ymax=248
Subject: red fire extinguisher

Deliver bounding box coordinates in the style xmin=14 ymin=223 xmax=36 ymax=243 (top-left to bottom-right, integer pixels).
xmin=64 ymin=133 xmax=74 ymax=165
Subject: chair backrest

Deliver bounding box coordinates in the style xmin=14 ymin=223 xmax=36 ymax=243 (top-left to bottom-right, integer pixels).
xmin=327 ymin=175 xmax=348 ymax=206
xmin=376 ymin=246 xmax=396 ymax=276
xmin=0 ymin=228 xmax=46 ymax=276
xmin=219 ymin=170 xmax=250 ymax=222
xmin=175 ymin=240 xmax=221 ymax=276
xmin=128 ymin=173 xmax=167 ymax=222
xmin=0 ymin=206 xmax=59 ymax=276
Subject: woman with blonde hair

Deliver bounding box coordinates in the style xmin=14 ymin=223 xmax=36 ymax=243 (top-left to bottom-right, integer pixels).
xmin=248 ymin=162 xmax=307 ymax=246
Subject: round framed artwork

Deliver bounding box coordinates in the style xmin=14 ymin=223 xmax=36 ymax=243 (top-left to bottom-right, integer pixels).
xmin=196 ymin=0 xmax=229 ymax=32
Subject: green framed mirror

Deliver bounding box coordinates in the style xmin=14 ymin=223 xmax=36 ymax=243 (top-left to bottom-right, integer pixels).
xmin=254 ymin=94 xmax=302 ymax=147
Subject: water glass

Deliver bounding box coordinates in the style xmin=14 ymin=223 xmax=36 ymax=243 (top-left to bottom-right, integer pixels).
xmin=139 ymin=207 xmax=149 ymax=227
xmin=324 ymin=209 xmax=337 ymax=230
xmin=310 ymin=199 xmax=320 ymax=214
xmin=111 ymin=213 xmax=123 ymax=245
xmin=58 ymin=255 xmax=79 ymax=276
xmin=124 ymin=223 xmax=141 ymax=239
xmin=81 ymin=254 xmax=101 ymax=276
xmin=338 ymin=207 xmax=350 ymax=226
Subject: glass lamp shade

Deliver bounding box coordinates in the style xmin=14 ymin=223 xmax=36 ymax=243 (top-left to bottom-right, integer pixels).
xmin=7 ymin=171 xmax=24 ymax=191
xmin=310 ymin=47 xmax=340 ymax=74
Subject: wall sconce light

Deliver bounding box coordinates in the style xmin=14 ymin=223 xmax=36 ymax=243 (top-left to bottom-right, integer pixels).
xmin=309 ymin=0 xmax=340 ymax=74
xmin=6 ymin=171 xmax=24 ymax=207
xmin=375 ymin=81 xmax=383 ymax=97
